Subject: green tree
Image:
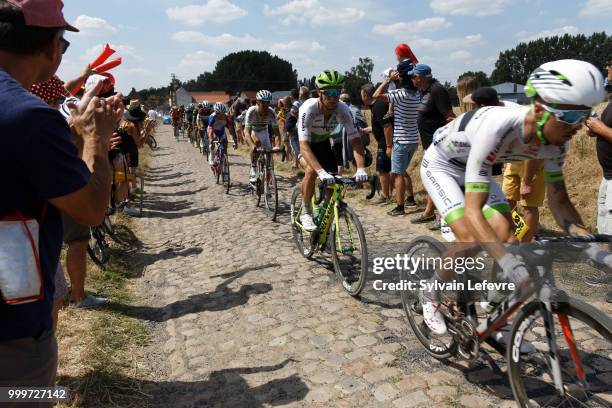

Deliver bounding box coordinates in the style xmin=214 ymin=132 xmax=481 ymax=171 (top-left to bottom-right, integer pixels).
xmin=194 ymin=50 xmax=297 ymax=94
xmin=343 ymin=57 xmax=374 ymax=106
xmin=457 ymin=71 xmax=490 ymax=87
xmin=490 ymin=32 xmax=612 ymax=84
xmin=443 ymin=81 xmax=459 ymax=106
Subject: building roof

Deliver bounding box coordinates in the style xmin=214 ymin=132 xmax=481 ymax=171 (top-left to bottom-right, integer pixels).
xmin=492 ymin=82 xmax=525 ymax=94
xmin=191 ymin=91 xmax=230 ymax=104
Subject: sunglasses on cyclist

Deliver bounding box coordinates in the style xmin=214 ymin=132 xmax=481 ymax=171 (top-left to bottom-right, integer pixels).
xmin=541 ymin=104 xmax=592 ymax=125
xmin=321 ymin=89 xmax=341 ymax=97
xmin=59 ymin=37 xmax=70 ymax=55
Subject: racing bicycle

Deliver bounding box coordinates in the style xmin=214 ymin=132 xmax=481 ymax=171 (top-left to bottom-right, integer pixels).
xmin=400 ymin=235 xmax=612 ymax=407
xmin=251 ymin=146 xmax=285 ymax=221
xmin=210 ymin=140 xmax=230 ymax=194
xmin=290 ymin=176 xmax=368 ymax=296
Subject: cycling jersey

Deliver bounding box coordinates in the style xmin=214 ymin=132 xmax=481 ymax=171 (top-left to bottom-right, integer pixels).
xmin=208 ymin=112 xmax=232 ymax=140
xmin=297 ymin=98 xmax=359 ymax=143
xmin=422 ymin=105 xmax=568 ymax=224
xmin=185 ymin=110 xmax=194 ymax=122
xmin=244 ymin=106 xmax=279 ymax=132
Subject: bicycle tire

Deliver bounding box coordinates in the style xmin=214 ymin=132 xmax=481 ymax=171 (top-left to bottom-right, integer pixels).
xmin=290 ymin=186 xmax=316 ymax=259
xmin=507 ymin=298 xmax=612 ymax=407
xmin=102 ymin=214 xmax=115 ymax=238
xmin=400 ymin=236 xmax=458 ymax=359
xmin=147 ymin=135 xmax=158 ymax=150
xmin=263 ymin=167 xmax=279 ymax=221
xmin=330 ymin=205 xmax=368 ymax=296
xmin=87 ymin=227 xmax=110 ymax=266
xmin=223 ymin=152 xmax=230 ymax=194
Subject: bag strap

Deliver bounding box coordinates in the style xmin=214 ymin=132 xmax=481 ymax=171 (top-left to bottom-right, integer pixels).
xmin=458 ymin=108 xmax=479 ymax=132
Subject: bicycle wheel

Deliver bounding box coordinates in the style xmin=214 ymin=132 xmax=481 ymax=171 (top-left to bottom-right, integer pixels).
xmin=102 ymin=214 xmax=115 ymax=238
xmin=330 ymin=204 xmax=368 ymax=296
xmin=507 ymin=298 xmax=612 ymax=407
xmin=263 ymin=167 xmax=279 ymax=221
xmin=148 ymin=135 xmax=158 ymax=150
xmin=400 ymin=236 xmax=458 ymax=359
xmin=87 ymin=227 xmax=110 ymax=266
xmin=290 ymin=186 xmax=316 ymax=259
xmin=222 ymin=152 xmax=230 ymax=194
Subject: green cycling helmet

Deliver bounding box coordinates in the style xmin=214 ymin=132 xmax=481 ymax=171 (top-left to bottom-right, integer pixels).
xmin=315 ymin=70 xmax=345 ymax=89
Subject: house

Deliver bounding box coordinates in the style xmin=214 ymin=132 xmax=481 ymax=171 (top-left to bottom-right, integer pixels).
xmin=191 ymin=91 xmax=231 ymax=104
xmin=175 ymin=87 xmax=194 ymax=107
xmin=492 ymin=82 xmax=529 ymax=104
xmin=238 ymin=91 xmax=257 ymax=101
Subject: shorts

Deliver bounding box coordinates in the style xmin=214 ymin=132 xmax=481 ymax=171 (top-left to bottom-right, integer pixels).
xmin=309 ymin=140 xmax=338 ymax=174
xmin=391 ymin=142 xmax=418 ymax=175
xmin=250 ymin=129 xmax=272 ymax=149
xmin=421 ymin=147 xmax=510 ymax=225
xmin=420 ymin=132 xmax=434 ymax=150
xmin=331 ymin=140 xmax=344 ymax=167
xmin=54 ymin=263 xmax=68 ymax=301
xmin=376 ymin=148 xmax=391 ymax=173
xmin=62 ymin=213 xmax=90 ymax=244
xmin=502 ymin=161 xmax=545 ymax=207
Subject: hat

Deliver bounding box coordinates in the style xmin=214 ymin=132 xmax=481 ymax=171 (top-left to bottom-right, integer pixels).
xmin=394 ymin=43 xmax=418 ymax=63
xmin=6 ymin=0 xmax=78 ymax=32
xmin=30 ymin=74 xmax=69 ymax=104
xmin=84 ymin=73 xmax=115 ymax=96
xmin=396 ymin=60 xmax=414 ymax=76
xmin=410 ymin=64 xmax=432 ymax=77
xmin=465 ymin=87 xmax=500 ymax=106
xmin=124 ymin=100 xmax=146 ymax=121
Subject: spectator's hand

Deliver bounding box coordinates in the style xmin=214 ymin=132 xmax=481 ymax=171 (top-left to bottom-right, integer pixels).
xmin=386 ymin=146 xmax=392 ymax=159
xmin=80 ymin=64 xmax=97 ymax=80
xmin=586 ymin=117 xmax=608 ymax=136
xmin=109 ymin=132 xmax=121 ymax=150
xmin=389 ymin=71 xmax=401 ymax=81
xmin=67 ymin=83 xmax=124 ymax=147
xmin=520 ymin=181 xmax=533 ymax=200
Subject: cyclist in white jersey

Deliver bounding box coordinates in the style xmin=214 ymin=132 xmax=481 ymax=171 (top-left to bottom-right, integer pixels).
xmin=420 ymin=59 xmax=606 ymax=336
xmin=297 ymin=70 xmax=369 ymax=231
xmin=245 ymin=90 xmax=281 ymax=182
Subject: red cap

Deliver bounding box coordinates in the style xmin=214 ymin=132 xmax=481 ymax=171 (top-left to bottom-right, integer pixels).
xmin=6 ymin=0 xmax=79 ymax=32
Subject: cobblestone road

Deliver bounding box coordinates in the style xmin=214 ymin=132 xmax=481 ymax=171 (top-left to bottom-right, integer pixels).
xmin=126 ymin=126 xmax=608 ymax=408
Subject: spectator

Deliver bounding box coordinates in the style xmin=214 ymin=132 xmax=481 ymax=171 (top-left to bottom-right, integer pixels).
xmin=281 ymin=95 xmax=294 ymax=161
xmin=147 ymin=107 xmax=158 ymax=122
xmin=586 ymin=83 xmax=612 ymax=301
xmin=339 ymin=93 xmax=370 ymax=170
xmin=410 ymin=63 xmax=456 ymax=226
xmin=0 ymin=0 xmax=122 ymax=397
xmin=361 ymin=83 xmax=391 ymax=204
xmin=373 ymin=59 xmax=420 ymax=216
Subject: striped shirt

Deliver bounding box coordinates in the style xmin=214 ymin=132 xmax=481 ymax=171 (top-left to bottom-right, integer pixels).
xmin=388 ymin=88 xmax=420 ymax=144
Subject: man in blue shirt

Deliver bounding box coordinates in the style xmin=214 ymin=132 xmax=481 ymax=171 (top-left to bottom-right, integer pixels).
xmin=0 ymin=0 xmax=123 ymax=396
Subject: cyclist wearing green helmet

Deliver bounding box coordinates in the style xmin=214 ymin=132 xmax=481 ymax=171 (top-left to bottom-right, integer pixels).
xmin=297 ymin=70 xmax=368 ymax=231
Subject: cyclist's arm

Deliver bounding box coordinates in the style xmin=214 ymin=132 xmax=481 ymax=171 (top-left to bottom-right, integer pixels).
xmin=544 ymin=157 xmax=590 ymax=236
xmin=207 ymin=116 xmax=215 ymax=140
xmin=297 ymin=109 xmax=324 ymax=170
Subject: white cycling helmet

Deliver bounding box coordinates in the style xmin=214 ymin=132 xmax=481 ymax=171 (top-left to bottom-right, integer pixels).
xmin=213 ymin=102 xmax=228 ymax=113
xmin=202 ymin=100 xmax=211 ymax=109
xmin=526 ymin=59 xmax=605 ymax=107
xmin=256 ymin=90 xmax=273 ymax=102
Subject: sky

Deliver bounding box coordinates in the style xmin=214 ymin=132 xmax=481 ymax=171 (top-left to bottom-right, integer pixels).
xmin=57 ymin=0 xmax=612 ymax=94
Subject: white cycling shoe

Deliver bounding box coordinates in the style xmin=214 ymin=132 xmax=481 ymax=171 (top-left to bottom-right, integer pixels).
xmin=494 ymin=323 xmax=536 ymax=354
xmin=299 ymin=214 xmax=317 ymax=232
xmin=249 ymin=167 xmax=257 ymax=183
xmin=422 ymin=299 xmax=447 ymax=336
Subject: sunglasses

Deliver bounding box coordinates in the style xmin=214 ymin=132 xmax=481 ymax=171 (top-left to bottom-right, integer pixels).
xmin=321 ymin=89 xmax=341 ymax=97
xmin=59 ymin=37 xmax=70 ymax=55
xmin=541 ymin=104 xmax=592 ymax=125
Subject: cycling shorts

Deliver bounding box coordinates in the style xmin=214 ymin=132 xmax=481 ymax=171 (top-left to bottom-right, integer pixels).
xmin=250 ymin=129 xmax=272 ymax=150
xmin=421 ymin=147 xmax=510 ymax=225
xmin=303 ymin=140 xmax=337 ymax=174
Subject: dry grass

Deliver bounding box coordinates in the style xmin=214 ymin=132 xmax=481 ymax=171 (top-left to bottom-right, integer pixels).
xmin=55 ymin=151 xmax=152 ymax=408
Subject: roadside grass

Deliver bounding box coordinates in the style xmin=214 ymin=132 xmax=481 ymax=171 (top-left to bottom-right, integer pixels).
xmin=55 ymin=152 xmax=152 ymax=408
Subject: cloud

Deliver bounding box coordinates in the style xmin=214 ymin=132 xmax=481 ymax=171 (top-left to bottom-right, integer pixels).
xmin=73 ymin=15 xmax=116 ymax=34
xmin=270 ymin=41 xmax=325 ymax=54
xmin=430 ymin=0 xmax=508 ymax=16
xmin=372 ymin=17 xmax=451 ymax=38
xmin=173 ymin=50 xmax=218 ymax=80
xmin=517 ymin=25 xmax=579 ymax=42
xmin=166 ymin=0 xmax=247 ymax=26
xmin=579 ymin=0 xmax=612 ymax=17
xmin=172 ymin=32 xmax=262 ymax=48
xmin=411 ymin=34 xmax=482 ymax=50
xmin=448 ymin=50 xmax=472 ymax=61
xmin=82 ymin=43 xmax=142 ymax=62
xmin=263 ymin=0 xmax=365 ymax=25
